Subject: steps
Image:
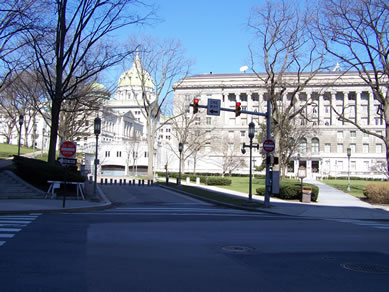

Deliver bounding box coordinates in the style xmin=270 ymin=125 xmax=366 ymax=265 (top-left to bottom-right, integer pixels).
xmin=0 ymin=171 xmax=46 ymax=199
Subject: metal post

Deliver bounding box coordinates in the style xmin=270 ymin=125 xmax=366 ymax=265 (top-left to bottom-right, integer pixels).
xmin=93 ymin=134 xmax=98 ymax=198
xmin=347 ymin=147 xmax=351 ymax=191
xmin=264 ymin=99 xmax=271 ymax=208
xmin=178 ymin=142 xmax=183 ymax=185
xmin=93 ymin=116 xmax=101 ymax=201
xmin=249 ymin=136 xmax=253 ymax=200
xmin=41 ymin=128 xmax=45 ymax=157
xmin=18 ymin=115 xmax=23 ymax=156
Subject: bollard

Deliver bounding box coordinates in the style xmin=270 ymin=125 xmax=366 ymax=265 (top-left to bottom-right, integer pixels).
xmin=119 ymin=179 xmax=122 ymax=185
xmin=100 ymin=178 xmax=103 ymax=184
xmin=114 ymin=179 xmax=117 ymax=185
xmin=110 ymin=178 xmax=113 ymax=185
xmin=133 ymin=179 xmax=135 ymax=185
xmin=151 ymin=180 xmax=154 ymax=186
xmin=89 ymin=176 xmax=93 ymax=183
xmin=138 ymin=180 xmax=141 ymax=186
xmin=129 ymin=180 xmax=132 ymax=186
xmin=196 ymin=177 xmax=200 ymax=185
xmin=105 ymin=178 xmax=108 ymax=185
xmin=147 ymin=180 xmax=150 ymax=186
xmin=186 ymin=177 xmax=190 ymax=184
xmin=123 ymin=179 xmax=126 ymax=185
xmin=142 ymin=180 xmax=145 ymax=186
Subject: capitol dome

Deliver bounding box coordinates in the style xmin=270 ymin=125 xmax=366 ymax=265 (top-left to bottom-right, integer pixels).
xmin=85 ymin=82 xmax=110 ymax=100
xmin=118 ymin=52 xmax=154 ymax=89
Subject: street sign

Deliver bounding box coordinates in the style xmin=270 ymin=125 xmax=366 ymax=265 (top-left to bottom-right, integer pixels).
xmin=207 ymin=99 xmax=221 ymax=116
xmin=59 ymin=141 xmax=77 ymax=159
xmin=58 ymin=157 xmax=77 ymax=165
xmin=262 ymin=139 xmax=275 ymax=153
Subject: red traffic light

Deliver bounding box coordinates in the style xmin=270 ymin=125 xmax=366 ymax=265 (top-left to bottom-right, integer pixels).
xmin=193 ymin=98 xmax=199 ymax=114
xmin=235 ymin=102 xmax=241 ymax=117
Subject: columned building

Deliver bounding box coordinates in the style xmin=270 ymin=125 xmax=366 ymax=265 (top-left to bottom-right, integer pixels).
xmin=173 ymin=71 xmax=387 ymax=179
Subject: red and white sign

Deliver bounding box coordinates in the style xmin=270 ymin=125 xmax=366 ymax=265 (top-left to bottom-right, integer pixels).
xmin=59 ymin=141 xmax=77 ymax=158
xmin=262 ymin=139 xmax=276 ymax=153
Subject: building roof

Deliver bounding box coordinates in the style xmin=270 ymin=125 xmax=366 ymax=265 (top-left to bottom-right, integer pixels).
xmin=118 ymin=52 xmax=154 ymax=89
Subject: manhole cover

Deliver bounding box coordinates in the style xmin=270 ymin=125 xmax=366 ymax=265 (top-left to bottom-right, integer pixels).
xmin=341 ymin=263 xmax=389 ymax=274
xmin=222 ymin=245 xmax=255 ymax=253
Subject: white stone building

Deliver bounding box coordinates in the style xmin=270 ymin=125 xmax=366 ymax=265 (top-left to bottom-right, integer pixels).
xmin=173 ymin=71 xmax=387 ymax=179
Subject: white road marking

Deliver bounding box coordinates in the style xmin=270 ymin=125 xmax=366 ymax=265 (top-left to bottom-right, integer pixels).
xmin=0 ymin=220 xmax=32 ymax=224
xmin=0 ymin=228 xmax=21 ymax=232
xmin=0 ymin=234 xmax=14 ymax=238
xmin=0 ymin=241 xmax=5 ymax=246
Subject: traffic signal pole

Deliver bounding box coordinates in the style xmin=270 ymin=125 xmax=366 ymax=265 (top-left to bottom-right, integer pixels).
xmin=189 ymin=103 xmax=267 ymax=117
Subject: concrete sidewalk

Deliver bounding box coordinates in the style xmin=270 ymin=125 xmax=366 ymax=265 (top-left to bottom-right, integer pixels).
xmin=181 ymin=179 xmax=389 ymax=220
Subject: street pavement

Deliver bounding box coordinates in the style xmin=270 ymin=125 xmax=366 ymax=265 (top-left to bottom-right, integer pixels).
xmin=1 ymin=156 xmax=389 ymax=219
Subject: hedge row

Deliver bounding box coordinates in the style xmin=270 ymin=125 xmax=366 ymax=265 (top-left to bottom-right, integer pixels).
xmin=156 ymin=171 xmax=266 ymax=179
xmin=13 ymin=156 xmax=85 ymax=187
xmin=256 ymin=181 xmax=319 ymax=202
xmin=363 ymin=183 xmax=389 ymax=203
xmin=326 ymin=176 xmax=386 ymax=181
xmin=157 ymin=172 xmax=231 ymax=186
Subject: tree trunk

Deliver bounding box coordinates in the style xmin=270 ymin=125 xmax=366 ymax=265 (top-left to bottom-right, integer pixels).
xmin=48 ymin=99 xmax=61 ymax=164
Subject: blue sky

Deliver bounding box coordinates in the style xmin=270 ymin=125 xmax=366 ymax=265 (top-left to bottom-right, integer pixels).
xmin=131 ymin=0 xmax=263 ymax=75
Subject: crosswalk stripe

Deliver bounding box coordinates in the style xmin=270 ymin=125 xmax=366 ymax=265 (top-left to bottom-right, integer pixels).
xmin=0 ymin=220 xmax=32 ymax=224
xmin=328 ymin=218 xmax=389 ymax=230
xmin=0 ymin=213 xmax=40 ymax=248
xmin=0 ymin=228 xmax=21 ymax=232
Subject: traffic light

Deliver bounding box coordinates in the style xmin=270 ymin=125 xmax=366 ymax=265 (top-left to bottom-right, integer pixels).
xmin=235 ymin=102 xmax=241 ymax=117
xmin=193 ymin=98 xmax=199 ymax=114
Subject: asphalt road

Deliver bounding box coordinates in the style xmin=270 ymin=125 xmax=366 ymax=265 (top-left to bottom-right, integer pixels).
xmin=0 ymin=185 xmax=389 ymax=291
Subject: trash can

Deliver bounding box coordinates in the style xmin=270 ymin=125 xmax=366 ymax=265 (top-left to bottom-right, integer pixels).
xmin=302 ymin=188 xmax=312 ymax=203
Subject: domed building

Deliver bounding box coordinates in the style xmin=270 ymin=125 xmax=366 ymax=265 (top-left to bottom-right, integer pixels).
xmin=107 ymin=52 xmax=156 ymax=132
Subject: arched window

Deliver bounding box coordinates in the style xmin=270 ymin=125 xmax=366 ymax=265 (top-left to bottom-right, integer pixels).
xmin=312 ymin=138 xmax=320 ymax=153
xmin=299 ymin=138 xmax=307 ymax=153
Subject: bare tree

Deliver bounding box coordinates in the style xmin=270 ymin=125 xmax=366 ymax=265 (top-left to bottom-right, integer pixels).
xmin=127 ymin=36 xmax=192 ymax=178
xmin=0 ymin=0 xmax=40 ymax=88
xmin=248 ymin=0 xmax=326 ymax=176
xmin=26 ymin=0 xmax=154 ymax=164
xmin=313 ymin=0 xmax=389 ymax=175
xmin=0 ymin=70 xmax=45 ymax=146
xmin=167 ymin=99 xmax=214 ymax=174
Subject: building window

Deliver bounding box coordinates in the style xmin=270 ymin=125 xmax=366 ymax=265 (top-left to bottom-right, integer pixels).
xmin=324 ymin=143 xmax=331 ymax=153
xmin=350 ymin=143 xmax=356 ymax=153
xmin=351 ymin=161 xmax=356 ymax=171
xmin=337 ymin=143 xmax=344 ymax=153
xmin=363 ymin=161 xmax=370 ymax=171
xmin=363 ymin=132 xmax=369 ymax=137
xmin=299 ymin=138 xmax=307 ymax=153
xmin=350 ymin=131 xmax=356 ymax=137
xmin=206 ymin=117 xmax=212 ymax=125
xmin=144 ymin=152 xmax=148 ymax=158
xmin=117 ymin=151 xmax=121 ymax=157
xmin=312 ymin=138 xmax=319 ymax=153
xmin=240 ymin=131 xmax=246 ymax=137
xmin=337 ymin=131 xmax=343 ymax=139
xmin=105 ymin=151 xmax=110 ymax=157
xmin=376 ymin=143 xmax=382 ymax=153
xmin=363 ymin=143 xmax=369 ymax=153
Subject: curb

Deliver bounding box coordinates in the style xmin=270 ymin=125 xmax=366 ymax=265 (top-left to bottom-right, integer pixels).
xmin=0 ymin=184 xmax=113 ymax=215
xmin=158 ymin=183 xmax=290 ymax=217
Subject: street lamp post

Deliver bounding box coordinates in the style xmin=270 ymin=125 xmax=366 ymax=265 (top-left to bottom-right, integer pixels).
xmin=241 ymin=122 xmax=259 ymax=200
xmin=33 ymin=123 xmax=37 ymax=155
xmin=41 ymin=128 xmax=45 ymax=157
xmin=347 ymin=147 xmax=351 ymax=191
xmin=18 ymin=115 xmax=23 ymax=156
xmin=93 ymin=116 xmax=101 ymax=200
xmin=178 ymin=142 xmax=183 ymax=185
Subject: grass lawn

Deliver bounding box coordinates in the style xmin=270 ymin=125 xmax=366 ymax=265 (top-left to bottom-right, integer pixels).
xmin=217 ymin=176 xmax=265 ymax=193
xmin=322 ymin=179 xmax=388 ymax=198
xmin=165 ymin=183 xmax=263 ymax=208
xmin=0 ymin=143 xmax=36 ymax=158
